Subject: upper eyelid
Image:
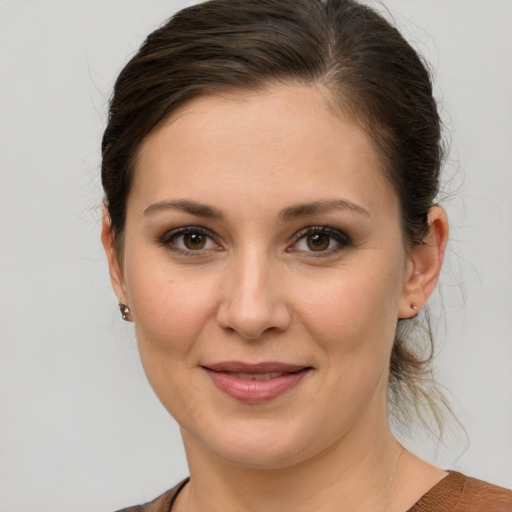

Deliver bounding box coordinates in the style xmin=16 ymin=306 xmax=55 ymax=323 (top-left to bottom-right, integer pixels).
xmin=292 ymin=225 xmax=351 ymax=242
xmin=159 ymin=226 xmax=218 ymax=245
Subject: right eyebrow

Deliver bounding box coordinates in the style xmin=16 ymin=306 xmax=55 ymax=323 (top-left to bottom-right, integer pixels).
xmin=279 ymin=198 xmax=370 ymax=221
xmin=143 ymin=199 xmax=226 ymax=221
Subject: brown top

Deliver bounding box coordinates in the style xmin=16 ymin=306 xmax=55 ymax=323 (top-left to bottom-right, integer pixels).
xmin=116 ymin=471 xmax=512 ymax=512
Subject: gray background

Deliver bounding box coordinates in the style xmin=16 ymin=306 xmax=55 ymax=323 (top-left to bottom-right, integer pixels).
xmin=1 ymin=1 xmax=511 ymax=510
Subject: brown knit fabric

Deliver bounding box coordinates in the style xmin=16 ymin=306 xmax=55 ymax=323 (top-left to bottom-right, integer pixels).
xmin=407 ymin=471 xmax=512 ymax=512
xmin=114 ymin=479 xmax=189 ymax=512
xmin=115 ymin=472 xmax=512 ymax=512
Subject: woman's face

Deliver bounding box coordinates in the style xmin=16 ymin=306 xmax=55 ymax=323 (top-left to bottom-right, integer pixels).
xmin=105 ymin=85 xmax=424 ymax=469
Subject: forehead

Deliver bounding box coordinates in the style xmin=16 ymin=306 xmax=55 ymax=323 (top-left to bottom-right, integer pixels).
xmin=131 ymin=85 xmax=398 ymax=219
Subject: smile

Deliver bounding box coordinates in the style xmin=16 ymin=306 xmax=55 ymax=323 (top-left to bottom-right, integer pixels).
xmin=202 ymin=362 xmax=312 ymax=404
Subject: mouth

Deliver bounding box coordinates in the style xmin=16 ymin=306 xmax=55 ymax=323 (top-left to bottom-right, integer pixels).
xmin=201 ymin=362 xmax=313 ymax=404
xmin=221 ymin=371 xmax=292 ymax=380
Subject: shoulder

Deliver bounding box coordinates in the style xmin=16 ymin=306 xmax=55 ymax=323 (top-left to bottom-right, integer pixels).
xmin=409 ymin=471 xmax=512 ymax=512
xmin=114 ymin=478 xmax=189 ymax=512
xmin=455 ymin=472 xmax=512 ymax=512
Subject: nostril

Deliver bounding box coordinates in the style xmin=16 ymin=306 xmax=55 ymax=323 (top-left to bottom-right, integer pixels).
xmin=215 ymin=262 xmax=292 ymax=339
xmin=216 ymin=301 xmax=291 ymax=340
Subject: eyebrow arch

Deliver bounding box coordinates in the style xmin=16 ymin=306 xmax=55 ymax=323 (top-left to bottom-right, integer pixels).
xmin=143 ymin=198 xmax=369 ymax=221
xmin=280 ymin=199 xmax=370 ymax=221
xmin=143 ymin=199 xmax=226 ymax=220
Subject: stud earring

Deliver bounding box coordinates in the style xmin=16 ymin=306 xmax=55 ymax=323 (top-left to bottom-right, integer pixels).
xmin=411 ymin=303 xmax=419 ymax=311
xmin=119 ymin=303 xmax=132 ymax=322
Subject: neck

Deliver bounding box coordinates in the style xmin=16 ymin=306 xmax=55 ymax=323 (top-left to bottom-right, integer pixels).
xmin=176 ymin=421 xmax=405 ymax=512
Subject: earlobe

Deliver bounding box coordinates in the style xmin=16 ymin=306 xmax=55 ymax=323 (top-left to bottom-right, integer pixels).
xmin=398 ymin=206 xmax=449 ymax=318
xmin=101 ymin=206 xmax=128 ymax=305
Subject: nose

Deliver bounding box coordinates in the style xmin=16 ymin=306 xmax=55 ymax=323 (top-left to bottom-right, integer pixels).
xmin=216 ymin=251 xmax=292 ymax=340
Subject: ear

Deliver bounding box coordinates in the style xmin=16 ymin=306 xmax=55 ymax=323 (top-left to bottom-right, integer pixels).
xmin=101 ymin=206 xmax=128 ymax=306
xmin=398 ymin=206 xmax=449 ymax=319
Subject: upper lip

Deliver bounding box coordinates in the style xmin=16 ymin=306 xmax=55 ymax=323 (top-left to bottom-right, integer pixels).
xmin=202 ymin=361 xmax=310 ymax=373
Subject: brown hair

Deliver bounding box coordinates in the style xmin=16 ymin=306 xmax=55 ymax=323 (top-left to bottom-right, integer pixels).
xmin=102 ymin=0 xmax=447 ymax=429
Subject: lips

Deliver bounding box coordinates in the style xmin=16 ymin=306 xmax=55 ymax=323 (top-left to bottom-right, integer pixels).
xmin=227 ymin=371 xmax=287 ymax=380
xmin=202 ymin=361 xmax=312 ymax=404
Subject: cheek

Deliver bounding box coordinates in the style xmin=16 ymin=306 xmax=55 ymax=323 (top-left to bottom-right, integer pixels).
xmin=124 ymin=252 xmax=218 ymax=360
xmin=296 ymin=257 xmax=405 ymax=383
xmin=293 ymin=267 xmax=403 ymax=429
xmin=301 ymin=267 xmax=401 ymax=342
xmin=125 ymin=268 xmax=217 ymax=422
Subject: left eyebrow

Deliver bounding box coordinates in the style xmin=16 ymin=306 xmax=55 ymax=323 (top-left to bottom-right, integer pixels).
xmin=279 ymin=199 xmax=370 ymax=221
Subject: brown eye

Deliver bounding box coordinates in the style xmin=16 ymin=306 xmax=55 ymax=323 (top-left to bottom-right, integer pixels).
xmin=292 ymin=227 xmax=350 ymax=255
xmin=164 ymin=229 xmax=218 ymax=252
xmin=306 ymin=233 xmax=330 ymax=251
xmin=183 ymin=232 xmax=207 ymax=250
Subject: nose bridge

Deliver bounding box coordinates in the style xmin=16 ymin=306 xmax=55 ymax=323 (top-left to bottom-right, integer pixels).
xmin=216 ymin=245 xmax=290 ymax=339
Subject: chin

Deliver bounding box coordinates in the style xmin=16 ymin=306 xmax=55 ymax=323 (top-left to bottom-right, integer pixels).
xmin=216 ymin=439 xmax=310 ymax=470
xmin=183 ymin=415 xmax=329 ymax=471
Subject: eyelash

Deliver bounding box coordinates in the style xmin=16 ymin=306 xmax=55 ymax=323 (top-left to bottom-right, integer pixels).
xmin=158 ymin=225 xmax=351 ymax=256
xmin=289 ymin=226 xmax=351 ymax=255
xmin=158 ymin=226 xmax=219 ymax=256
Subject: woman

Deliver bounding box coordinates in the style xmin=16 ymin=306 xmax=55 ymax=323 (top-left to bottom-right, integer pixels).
xmin=100 ymin=0 xmax=512 ymax=510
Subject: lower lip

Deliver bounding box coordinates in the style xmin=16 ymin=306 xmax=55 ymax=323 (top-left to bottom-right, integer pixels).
xmin=203 ymin=368 xmax=311 ymax=404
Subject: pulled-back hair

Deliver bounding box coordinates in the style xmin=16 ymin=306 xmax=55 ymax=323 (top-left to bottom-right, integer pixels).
xmin=102 ymin=0 xmax=447 ymax=429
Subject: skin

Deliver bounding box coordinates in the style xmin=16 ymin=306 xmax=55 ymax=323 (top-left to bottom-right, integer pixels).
xmin=103 ymin=85 xmax=449 ymax=512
